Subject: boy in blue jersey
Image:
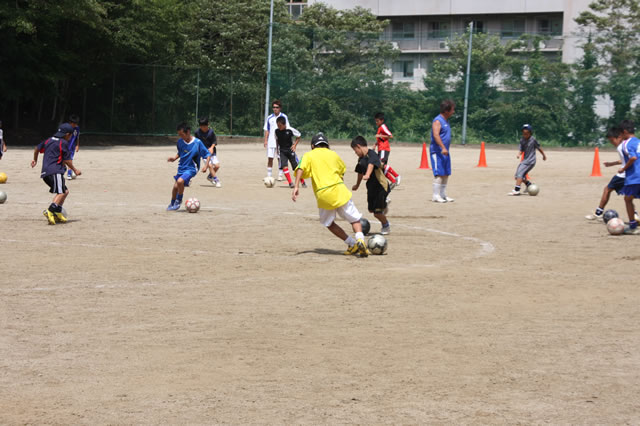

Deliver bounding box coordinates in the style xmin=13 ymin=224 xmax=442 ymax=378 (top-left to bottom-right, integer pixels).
xmin=66 ymin=114 xmax=80 ymax=179
xmin=30 ymin=123 xmax=82 ymax=224
xmin=430 ymin=99 xmax=456 ymax=203
xmin=618 ymin=120 xmax=640 ymax=234
xmin=508 ymin=124 xmax=547 ymax=196
xmin=166 ymin=122 xmax=211 ymax=211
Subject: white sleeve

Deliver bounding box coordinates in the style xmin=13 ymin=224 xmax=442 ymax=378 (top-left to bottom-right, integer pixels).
xmin=290 ymin=127 xmax=301 ymax=138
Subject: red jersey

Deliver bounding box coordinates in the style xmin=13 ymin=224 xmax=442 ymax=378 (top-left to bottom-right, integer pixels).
xmin=376 ymin=123 xmax=392 ymax=152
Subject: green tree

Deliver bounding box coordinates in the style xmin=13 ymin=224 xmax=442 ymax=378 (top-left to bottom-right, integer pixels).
xmin=575 ymin=0 xmax=640 ymax=125
xmin=568 ymin=35 xmax=600 ymax=145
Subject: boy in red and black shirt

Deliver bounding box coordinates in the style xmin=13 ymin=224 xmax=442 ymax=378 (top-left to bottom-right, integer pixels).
xmin=375 ymin=112 xmax=401 ymax=188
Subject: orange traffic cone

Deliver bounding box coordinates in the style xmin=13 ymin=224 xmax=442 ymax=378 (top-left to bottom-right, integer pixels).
xmin=419 ymin=142 xmax=430 ymax=169
xmin=591 ymin=147 xmax=602 ymax=177
xmin=477 ymin=141 xmax=487 ymax=167
xmin=521 ymin=152 xmax=532 ymax=179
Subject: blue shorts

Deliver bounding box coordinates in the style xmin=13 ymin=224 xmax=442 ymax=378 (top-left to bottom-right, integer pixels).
xmin=620 ymin=183 xmax=640 ymax=198
xmin=607 ymin=175 xmax=625 ymax=194
xmin=174 ymin=170 xmax=197 ymax=187
xmin=431 ymin=151 xmax=451 ymax=177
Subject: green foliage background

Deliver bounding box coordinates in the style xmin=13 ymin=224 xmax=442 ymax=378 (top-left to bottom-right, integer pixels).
xmin=1 ymin=0 xmax=638 ymax=144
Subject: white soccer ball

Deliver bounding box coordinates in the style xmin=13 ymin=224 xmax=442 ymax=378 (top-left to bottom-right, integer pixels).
xmin=263 ymin=176 xmax=276 ymax=188
xmin=367 ymin=234 xmax=388 ymax=255
xmin=527 ymin=183 xmax=539 ymax=196
xmin=606 ymin=217 xmax=625 ymax=235
xmin=0 ymin=191 xmax=6 ymax=204
xmin=185 ymin=197 xmax=200 ymax=213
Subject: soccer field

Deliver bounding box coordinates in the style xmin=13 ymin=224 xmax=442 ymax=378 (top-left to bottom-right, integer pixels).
xmin=1 ymin=142 xmax=639 ymax=423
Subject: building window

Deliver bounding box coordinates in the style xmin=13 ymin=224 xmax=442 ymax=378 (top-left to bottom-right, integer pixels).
xmin=286 ymin=1 xmax=306 ymax=20
xmin=393 ymin=60 xmax=414 ymax=78
xmin=392 ymin=22 xmax=415 ymax=40
xmin=538 ymin=17 xmax=562 ymax=36
xmin=428 ymin=21 xmax=450 ymax=39
xmin=464 ymin=20 xmax=484 ymax=34
xmin=501 ymin=18 xmax=525 ymax=38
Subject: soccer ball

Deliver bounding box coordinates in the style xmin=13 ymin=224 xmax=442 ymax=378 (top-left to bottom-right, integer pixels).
xmin=527 ymin=183 xmax=540 ymax=196
xmin=360 ymin=217 xmax=371 ymax=235
xmin=367 ymin=234 xmax=387 ymax=255
xmin=0 ymin=191 xmax=6 ymax=203
xmin=0 ymin=172 xmax=7 ymax=183
xmin=606 ymin=217 xmax=625 ymax=235
xmin=603 ymin=209 xmax=619 ymax=224
xmin=263 ymin=176 xmax=275 ymax=188
xmin=185 ymin=197 xmax=200 ymax=213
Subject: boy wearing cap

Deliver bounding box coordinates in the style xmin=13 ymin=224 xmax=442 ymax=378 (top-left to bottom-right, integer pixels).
xmin=31 ymin=123 xmax=82 ymax=224
xmin=166 ymin=122 xmax=210 ymax=211
xmin=292 ymin=133 xmax=369 ymax=257
xmin=508 ymin=124 xmax=547 ymax=196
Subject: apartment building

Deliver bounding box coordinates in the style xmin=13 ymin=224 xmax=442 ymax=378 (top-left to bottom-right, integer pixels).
xmin=293 ymin=0 xmax=592 ymax=89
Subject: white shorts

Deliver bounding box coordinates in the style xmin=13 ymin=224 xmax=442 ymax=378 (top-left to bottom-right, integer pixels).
xmin=266 ymin=146 xmax=277 ymax=159
xmin=318 ymin=199 xmax=362 ymax=227
xmin=208 ymin=155 xmax=220 ymax=165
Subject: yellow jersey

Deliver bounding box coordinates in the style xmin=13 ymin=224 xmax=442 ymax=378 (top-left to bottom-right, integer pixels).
xmin=296 ymin=147 xmax=352 ymax=209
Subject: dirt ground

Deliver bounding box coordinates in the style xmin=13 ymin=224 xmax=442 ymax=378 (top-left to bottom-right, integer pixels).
xmin=1 ymin=141 xmax=639 ymax=424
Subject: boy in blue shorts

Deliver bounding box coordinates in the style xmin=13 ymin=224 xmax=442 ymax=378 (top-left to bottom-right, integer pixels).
xmin=618 ymin=120 xmax=640 ymax=234
xmin=351 ymin=136 xmax=391 ymax=235
xmin=195 ymin=117 xmax=221 ymax=187
xmin=30 ymin=123 xmax=82 ymax=224
xmin=585 ymin=127 xmax=638 ymax=221
xmin=166 ymin=122 xmax=210 ymax=211
xmin=66 ymin=114 xmax=80 ymax=179
xmin=292 ymin=133 xmax=369 ymax=257
xmin=508 ymin=124 xmax=547 ymax=196
xmin=430 ymin=99 xmax=456 ymax=203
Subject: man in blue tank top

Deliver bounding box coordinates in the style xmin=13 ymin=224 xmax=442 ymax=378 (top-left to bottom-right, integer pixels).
xmin=430 ymin=99 xmax=456 ymax=203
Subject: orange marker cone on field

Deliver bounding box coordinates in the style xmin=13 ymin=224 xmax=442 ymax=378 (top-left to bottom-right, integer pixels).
xmin=521 ymin=152 xmax=531 ymax=179
xmin=591 ymin=147 xmax=602 ymax=177
xmin=477 ymin=141 xmax=487 ymax=167
xmin=419 ymin=142 xmax=430 ymax=169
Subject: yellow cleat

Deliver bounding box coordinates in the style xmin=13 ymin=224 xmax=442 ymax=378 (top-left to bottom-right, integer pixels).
xmin=356 ymin=239 xmax=370 ymax=257
xmin=343 ymin=244 xmax=359 ymax=256
xmin=43 ymin=209 xmax=56 ymax=225
xmin=54 ymin=211 xmax=67 ymax=223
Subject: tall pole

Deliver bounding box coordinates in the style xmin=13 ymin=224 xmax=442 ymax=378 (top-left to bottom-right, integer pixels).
xmin=263 ymin=0 xmax=275 ymax=128
xmin=462 ymin=21 xmax=473 ymax=145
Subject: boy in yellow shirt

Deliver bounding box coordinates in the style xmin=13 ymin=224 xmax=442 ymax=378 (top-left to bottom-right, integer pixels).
xmin=292 ymin=133 xmax=369 ymax=257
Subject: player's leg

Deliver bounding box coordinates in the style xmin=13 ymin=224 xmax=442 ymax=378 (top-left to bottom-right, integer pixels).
xmin=369 ymin=185 xmax=390 ymax=234
xmin=210 ymin=156 xmax=221 ymax=187
xmin=380 ymin=151 xmax=397 ymax=185
xmin=623 ymin=194 xmax=639 ymax=234
xmin=43 ymin=175 xmax=67 ymax=224
xmin=290 ymin=153 xmax=306 ymax=187
xmin=266 ymin=147 xmax=275 ymax=178
xmin=281 ymin=151 xmax=293 ymax=187
xmin=439 ymin=156 xmax=453 ymax=201
xmin=509 ymin=163 xmax=530 ymax=195
xmin=338 ymin=200 xmax=368 ymax=256
xmin=431 ymin=152 xmax=446 ymax=202
xmin=276 ymin=146 xmax=284 ymax=181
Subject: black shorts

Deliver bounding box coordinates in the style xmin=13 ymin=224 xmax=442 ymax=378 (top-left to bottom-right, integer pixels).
xmin=43 ymin=174 xmax=67 ymax=194
xmin=367 ymin=181 xmax=388 ymax=214
xmin=279 ymin=149 xmax=298 ymax=170
xmin=608 ymin=175 xmax=625 ymax=194
xmin=378 ymin=150 xmax=390 ymax=164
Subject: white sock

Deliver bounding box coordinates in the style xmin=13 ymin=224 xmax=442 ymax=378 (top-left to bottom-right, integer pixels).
xmin=440 ymin=184 xmax=447 ymax=198
xmin=345 ymin=236 xmax=356 ymax=246
xmin=267 ymin=167 xmax=272 ymax=177
xmin=433 ymin=183 xmax=441 ymax=198
xmin=355 ymin=232 xmax=364 ymax=241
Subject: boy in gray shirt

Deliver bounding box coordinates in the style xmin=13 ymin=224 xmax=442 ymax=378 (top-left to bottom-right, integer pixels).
xmin=508 ymin=124 xmax=547 ymax=196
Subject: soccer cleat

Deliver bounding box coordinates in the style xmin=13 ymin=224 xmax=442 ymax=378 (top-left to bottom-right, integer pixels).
xmin=585 ymin=213 xmax=603 ymax=220
xmin=507 ymin=190 xmax=521 ymax=196
xmin=442 ymin=196 xmax=455 ymax=202
xmin=623 ymin=226 xmax=640 ymax=235
xmin=356 ymin=239 xmax=370 ymax=257
xmin=389 ymin=182 xmax=397 ymax=190
xmin=381 ymin=224 xmax=391 ymax=235
xmin=277 ymin=173 xmax=284 ymax=181
xmin=432 ymin=195 xmax=447 ymax=203
xmin=54 ymin=211 xmax=67 ymax=223
xmin=215 ymin=181 xmax=222 ymax=188
xmin=166 ymin=201 xmax=180 ymax=211
xmin=301 ymin=182 xmax=307 ymax=188
xmin=289 ymin=182 xmax=294 ymax=189
xmin=43 ymin=209 xmax=56 ymax=225
xmin=635 ymin=212 xmax=640 ymax=222
xmin=395 ymin=175 xmax=402 ymax=186
xmin=207 ymin=175 xmax=214 ymax=183
xmin=343 ymin=244 xmax=359 ymax=256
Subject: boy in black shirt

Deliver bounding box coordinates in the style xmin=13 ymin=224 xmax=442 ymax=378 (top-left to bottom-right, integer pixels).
xmin=275 ymin=116 xmax=306 ymax=188
xmin=30 ymin=123 xmax=82 ymax=225
xmin=350 ymin=136 xmax=391 ymax=234
xmin=195 ymin=117 xmax=221 ymax=187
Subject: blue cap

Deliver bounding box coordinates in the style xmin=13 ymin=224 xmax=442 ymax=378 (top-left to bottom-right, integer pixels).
xmin=54 ymin=123 xmax=74 ymax=138
xmin=522 ymin=124 xmax=533 ymax=131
